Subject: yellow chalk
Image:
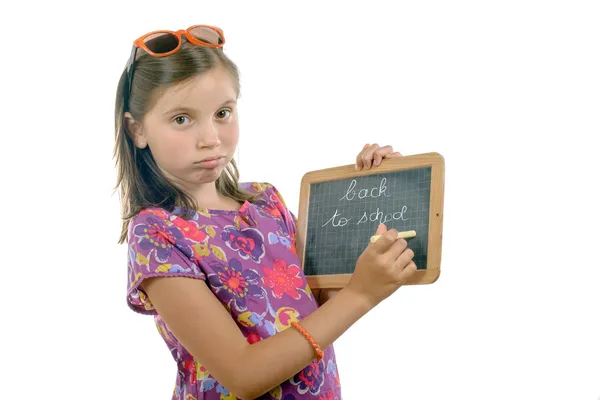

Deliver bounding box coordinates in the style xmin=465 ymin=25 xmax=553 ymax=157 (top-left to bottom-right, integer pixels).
xmin=370 ymin=230 xmax=416 ymax=243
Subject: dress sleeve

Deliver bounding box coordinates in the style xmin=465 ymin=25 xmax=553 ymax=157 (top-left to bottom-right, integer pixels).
xmin=262 ymin=182 xmax=298 ymax=238
xmin=126 ymin=209 xmax=206 ymax=315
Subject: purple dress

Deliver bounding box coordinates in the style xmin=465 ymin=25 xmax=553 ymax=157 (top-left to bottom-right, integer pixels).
xmin=126 ymin=182 xmax=342 ymax=400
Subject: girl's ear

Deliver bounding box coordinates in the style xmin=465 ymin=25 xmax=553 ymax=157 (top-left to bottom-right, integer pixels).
xmin=124 ymin=112 xmax=147 ymax=149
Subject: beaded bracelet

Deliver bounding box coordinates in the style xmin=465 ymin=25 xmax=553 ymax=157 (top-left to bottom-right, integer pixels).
xmin=291 ymin=321 xmax=324 ymax=362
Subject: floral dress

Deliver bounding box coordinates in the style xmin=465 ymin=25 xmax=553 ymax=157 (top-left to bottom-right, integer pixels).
xmin=126 ymin=182 xmax=342 ymax=400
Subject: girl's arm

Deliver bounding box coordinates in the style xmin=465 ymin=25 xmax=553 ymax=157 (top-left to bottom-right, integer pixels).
xmin=142 ymin=224 xmax=414 ymax=399
xmin=142 ymin=276 xmax=373 ymax=400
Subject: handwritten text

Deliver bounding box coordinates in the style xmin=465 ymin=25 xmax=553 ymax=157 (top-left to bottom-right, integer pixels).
xmin=319 ymin=177 xmax=410 ymax=229
xmin=340 ymin=177 xmax=392 ymax=202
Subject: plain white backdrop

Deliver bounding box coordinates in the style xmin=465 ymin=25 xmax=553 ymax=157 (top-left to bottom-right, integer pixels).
xmin=1 ymin=1 xmax=599 ymax=399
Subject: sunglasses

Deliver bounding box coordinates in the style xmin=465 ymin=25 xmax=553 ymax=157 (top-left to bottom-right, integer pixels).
xmin=123 ymin=25 xmax=226 ymax=112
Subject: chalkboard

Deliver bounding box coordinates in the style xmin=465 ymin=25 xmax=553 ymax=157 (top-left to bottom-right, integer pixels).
xmin=297 ymin=152 xmax=444 ymax=288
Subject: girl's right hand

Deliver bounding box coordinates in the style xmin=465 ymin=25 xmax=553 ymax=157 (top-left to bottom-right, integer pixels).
xmin=346 ymin=223 xmax=417 ymax=308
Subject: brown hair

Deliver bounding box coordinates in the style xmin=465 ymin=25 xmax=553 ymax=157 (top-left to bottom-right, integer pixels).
xmin=113 ymin=45 xmax=259 ymax=244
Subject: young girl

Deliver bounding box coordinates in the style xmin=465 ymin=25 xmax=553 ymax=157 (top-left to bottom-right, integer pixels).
xmin=114 ymin=25 xmax=416 ymax=400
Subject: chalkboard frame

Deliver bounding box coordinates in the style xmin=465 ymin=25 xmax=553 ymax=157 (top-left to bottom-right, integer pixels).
xmin=296 ymin=152 xmax=445 ymax=289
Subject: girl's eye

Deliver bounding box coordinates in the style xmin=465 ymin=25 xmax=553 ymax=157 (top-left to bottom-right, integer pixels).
xmin=173 ymin=115 xmax=190 ymax=125
xmin=216 ymin=109 xmax=231 ymax=119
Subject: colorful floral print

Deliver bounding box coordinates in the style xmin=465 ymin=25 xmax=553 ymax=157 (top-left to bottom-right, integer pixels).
xmin=127 ymin=183 xmax=342 ymax=399
xmin=132 ymin=216 xmax=183 ymax=263
xmin=207 ymin=258 xmax=265 ymax=311
xmin=262 ymin=259 xmax=305 ymax=300
xmin=221 ymin=225 xmax=266 ymax=263
xmin=290 ymin=359 xmax=326 ymax=396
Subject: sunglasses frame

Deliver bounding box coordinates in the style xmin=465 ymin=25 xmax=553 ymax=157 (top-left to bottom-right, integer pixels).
xmin=123 ymin=25 xmax=225 ymax=112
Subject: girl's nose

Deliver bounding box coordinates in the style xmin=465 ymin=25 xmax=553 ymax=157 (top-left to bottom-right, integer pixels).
xmin=197 ymin=124 xmax=221 ymax=148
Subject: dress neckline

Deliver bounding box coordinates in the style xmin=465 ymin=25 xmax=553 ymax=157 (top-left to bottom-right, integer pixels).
xmin=197 ymin=200 xmax=252 ymax=216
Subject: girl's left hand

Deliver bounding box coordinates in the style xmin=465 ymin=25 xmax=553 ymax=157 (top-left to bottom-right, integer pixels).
xmin=314 ymin=144 xmax=404 ymax=306
xmin=356 ymin=143 xmax=402 ymax=170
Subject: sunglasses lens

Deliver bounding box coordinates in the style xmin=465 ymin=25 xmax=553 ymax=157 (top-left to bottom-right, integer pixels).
xmin=189 ymin=26 xmax=224 ymax=45
xmin=143 ymin=32 xmax=179 ymax=54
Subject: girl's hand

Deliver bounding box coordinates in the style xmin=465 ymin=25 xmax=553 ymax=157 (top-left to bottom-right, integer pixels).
xmin=346 ymin=223 xmax=417 ymax=308
xmin=355 ymin=143 xmax=402 ymax=170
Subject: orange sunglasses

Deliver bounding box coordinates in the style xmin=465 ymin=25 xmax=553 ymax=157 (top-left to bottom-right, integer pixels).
xmin=124 ymin=25 xmax=225 ymax=111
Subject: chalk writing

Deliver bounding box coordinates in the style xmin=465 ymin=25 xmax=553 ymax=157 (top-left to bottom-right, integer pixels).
xmin=340 ymin=177 xmax=392 ymax=202
xmin=321 ymin=209 xmax=352 ymax=228
xmin=321 ymin=177 xmax=409 ymax=228
xmin=356 ymin=206 xmax=408 ymax=225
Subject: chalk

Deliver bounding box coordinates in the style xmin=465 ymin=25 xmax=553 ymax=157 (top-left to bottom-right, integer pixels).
xmin=370 ymin=230 xmax=417 ymax=243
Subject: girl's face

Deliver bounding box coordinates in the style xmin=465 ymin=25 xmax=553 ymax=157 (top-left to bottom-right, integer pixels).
xmin=132 ymin=67 xmax=239 ymax=191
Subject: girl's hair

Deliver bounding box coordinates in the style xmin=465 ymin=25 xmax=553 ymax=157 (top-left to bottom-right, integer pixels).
xmin=113 ymin=45 xmax=260 ymax=244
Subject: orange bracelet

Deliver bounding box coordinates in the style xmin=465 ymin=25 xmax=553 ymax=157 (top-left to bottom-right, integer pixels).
xmin=291 ymin=321 xmax=324 ymax=362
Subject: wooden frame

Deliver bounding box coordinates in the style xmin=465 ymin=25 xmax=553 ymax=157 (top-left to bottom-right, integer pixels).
xmin=296 ymin=152 xmax=445 ymax=289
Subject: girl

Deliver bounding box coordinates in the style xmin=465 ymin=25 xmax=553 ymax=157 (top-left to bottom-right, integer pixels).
xmin=114 ymin=25 xmax=416 ymax=400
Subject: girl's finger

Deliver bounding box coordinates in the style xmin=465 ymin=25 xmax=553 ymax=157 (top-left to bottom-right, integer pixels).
xmin=384 ymin=151 xmax=403 ymax=158
xmin=373 ymin=145 xmax=394 ymax=166
xmin=395 ymin=261 xmax=418 ymax=284
xmin=375 ymin=223 xmax=387 ymax=235
xmin=355 ymin=143 xmax=370 ymax=170
xmin=373 ymin=151 xmax=384 ymax=167
xmin=361 ymin=143 xmax=380 ymax=169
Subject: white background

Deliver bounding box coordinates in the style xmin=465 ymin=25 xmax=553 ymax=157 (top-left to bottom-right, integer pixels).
xmin=1 ymin=1 xmax=599 ymax=399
